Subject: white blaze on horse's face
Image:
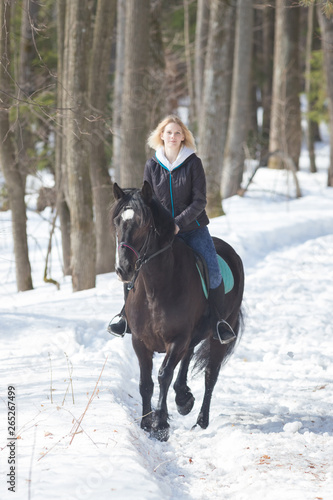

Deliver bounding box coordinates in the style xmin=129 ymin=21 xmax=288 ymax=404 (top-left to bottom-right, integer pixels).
xmin=115 ymin=235 xmax=120 ymax=269
xmin=121 ymin=208 xmax=135 ymax=221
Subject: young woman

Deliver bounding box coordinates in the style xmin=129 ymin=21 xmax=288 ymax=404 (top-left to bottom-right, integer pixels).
xmin=108 ymin=115 xmax=235 ymax=344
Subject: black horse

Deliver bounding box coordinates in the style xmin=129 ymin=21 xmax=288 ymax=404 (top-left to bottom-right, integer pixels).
xmin=112 ymin=181 xmax=244 ymax=441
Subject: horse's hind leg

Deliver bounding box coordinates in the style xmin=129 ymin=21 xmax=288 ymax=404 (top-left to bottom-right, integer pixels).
xmin=196 ymin=342 xmax=228 ymax=429
xmin=173 ymin=347 xmax=195 ymax=416
xmin=132 ymin=338 xmax=154 ymax=433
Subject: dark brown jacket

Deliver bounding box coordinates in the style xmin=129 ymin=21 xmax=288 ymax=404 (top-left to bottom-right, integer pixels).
xmin=143 ymin=153 xmax=209 ymax=233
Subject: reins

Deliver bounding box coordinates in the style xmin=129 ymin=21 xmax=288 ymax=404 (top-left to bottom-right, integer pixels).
xmin=127 ymin=240 xmax=172 ymax=290
xmin=118 ymin=218 xmax=173 ymax=291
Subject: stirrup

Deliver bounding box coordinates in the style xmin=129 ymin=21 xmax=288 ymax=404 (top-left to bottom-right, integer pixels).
xmin=215 ymin=320 xmax=236 ymax=345
xmin=107 ymin=314 xmax=128 ymax=338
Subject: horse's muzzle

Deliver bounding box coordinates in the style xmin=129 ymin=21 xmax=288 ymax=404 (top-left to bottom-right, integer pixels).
xmin=115 ymin=264 xmax=133 ymax=283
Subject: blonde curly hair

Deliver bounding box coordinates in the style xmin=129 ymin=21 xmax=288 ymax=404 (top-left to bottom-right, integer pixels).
xmin=147 ymin=115 xmax=196 ymax=151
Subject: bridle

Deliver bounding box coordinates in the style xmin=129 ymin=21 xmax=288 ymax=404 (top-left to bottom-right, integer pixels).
xmin=117 ymin=213 xmax=172 ymax=290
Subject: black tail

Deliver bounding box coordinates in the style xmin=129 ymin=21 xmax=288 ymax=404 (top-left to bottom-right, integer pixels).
xmin=193 ymin=308 xmax=244 ymax=374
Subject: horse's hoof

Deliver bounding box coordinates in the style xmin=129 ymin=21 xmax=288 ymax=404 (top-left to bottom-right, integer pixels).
xmin=176 ymin=394 xmax=195 ymax=416
xmin=141 ymin=418 xmax=152 ymax=433
xmin=196 ymin=413 xmax=209 ymax=429
xmin=150 ymin=426 xmax=170 ymax=442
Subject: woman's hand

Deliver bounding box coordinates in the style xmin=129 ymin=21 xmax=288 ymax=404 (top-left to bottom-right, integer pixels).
xmin=174 ymin=224 xmax=180 ymax=234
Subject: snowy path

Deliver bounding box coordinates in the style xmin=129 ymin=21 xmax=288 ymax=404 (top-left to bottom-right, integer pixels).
xmin=1 ymin=166 xmax=333 ymax=499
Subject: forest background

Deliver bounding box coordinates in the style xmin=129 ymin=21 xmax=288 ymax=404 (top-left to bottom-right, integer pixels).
xmin=1 ymin=0 xmax=333 ymax=294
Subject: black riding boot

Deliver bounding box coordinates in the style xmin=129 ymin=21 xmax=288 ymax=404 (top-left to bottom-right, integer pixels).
xmin=107 ymin=285 xmax=131 ymax=337
xmin=209 ymin=282 xmax=236 ymax=344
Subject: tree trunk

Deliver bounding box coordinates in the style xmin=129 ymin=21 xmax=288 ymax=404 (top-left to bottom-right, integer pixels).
xmin=148 ymin=0 xmax=167 ymax=130
xmin=120 ymin=0 xmax=150 ymax=188
xmin=18 ymin=0 xmax=39 ymax=95
xmin=16 ymin=0 xmax=40 ymax=182
xmin=198 ymin=0 xmax=236 ymax=216
xmin=112 ymin=0 xmax=126 ymax=184
xmin=0 ymin=0 xmax=33 ymax=292
xmin=184 ymin=0 xmax=195 ymax=126
xmin=317 ymin=5 xmax=333 ymax=186
xmin=194 ymin=0 xmax=210 ymax=123
xmin=268 ymin=0 xmax=301 ymax=170
xmin=63 ymin=0 xmax=96 ymax=291
xmin=88 ymin=0 xmax=116 ymax=275
xmin=55 ymin=0 xmax=71 ymax=276
xmin=260 ymin=1 xmax=275 ymax=165
xmin=221 ymin=0 xmax=253 ymax=199
xmin=305 ymin=4 xmax=317 ymax=173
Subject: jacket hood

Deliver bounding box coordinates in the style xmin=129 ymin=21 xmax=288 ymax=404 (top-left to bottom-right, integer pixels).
xmin=155 ymin=145 xmax=195 ymax=171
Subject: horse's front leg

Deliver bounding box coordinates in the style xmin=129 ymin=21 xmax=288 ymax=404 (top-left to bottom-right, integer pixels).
xmin=132 ymin=338 xmax=154 ymax=433
xmin=152 ymin=342 xmax=184 ymax=442
xmin=173 ymin=346 xmax=195 ymax=416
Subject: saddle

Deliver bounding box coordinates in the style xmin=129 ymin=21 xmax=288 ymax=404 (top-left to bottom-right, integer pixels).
xmin=194 ymin=251 xmax=234 ymax=299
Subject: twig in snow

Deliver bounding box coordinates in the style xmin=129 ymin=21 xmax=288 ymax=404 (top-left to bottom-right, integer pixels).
xmin=153 ymin=457 xmax=177 ymax=473
xmin=48 ymin=352 xmax=53 ymax=404
xmin=69 ymin=356 xmax=108 ymax=445
xmin=28 ymin=425 xmax=37 ymax=500
xmin=62 ymin=353 xmax=75 ymax=406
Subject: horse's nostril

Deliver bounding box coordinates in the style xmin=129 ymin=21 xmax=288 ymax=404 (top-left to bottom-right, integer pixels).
xmin=116 ymin=264 xmax=133 ymax=282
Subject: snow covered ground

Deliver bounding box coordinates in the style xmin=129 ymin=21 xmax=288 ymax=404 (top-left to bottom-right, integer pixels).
xmin=1 ymin=143 xmax=333 ymax=500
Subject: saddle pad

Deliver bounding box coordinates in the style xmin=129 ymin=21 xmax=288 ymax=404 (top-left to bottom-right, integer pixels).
xmin=196 ymin=254 xmax=234 ymax=299
xmin=217 ymin=254 xmax=234 ymax=294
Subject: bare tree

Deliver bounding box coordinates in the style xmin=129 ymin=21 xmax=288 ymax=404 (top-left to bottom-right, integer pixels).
xmin=184 ymin=0 xmax=195 ymax=125
xmin=198 ymin=0 xmax=236 ymax=216
xmin=194 ymin=0 xmax=210 ymax=122
xmin=88 ymin=0 xmax=116 ymax=275
xmin=268 ymin=0 xmax=301 ymax=169
xmin=18 ymin=0 xmax=39 ymax=95
xmin=120 ymin=0 xmax=150 ymax=187
xmin=147 ymin=0 xmax=167 ymax=130
xmin=305 ymin=3 xmax=317 ymax=173
xmin=112 ymin=0 xmax=126 ymax=184
xmin=221 ymin=0 xmax=254 ymax=199
xmin=0 ymin=0 xmax=33 ymax=291
xmin=63 ymin=0 xmax=96 ymax=291
xmin=55 ymin=0 xmax=71 ymax=276
xmin=260 ymin=1 xmax=275 ymax=165
xmin=317 ymin=4 xmax=333 ymax=186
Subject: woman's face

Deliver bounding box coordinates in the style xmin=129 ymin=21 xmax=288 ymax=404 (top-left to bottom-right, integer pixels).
xmin=161 ymin=122 xmax=185 ymax=150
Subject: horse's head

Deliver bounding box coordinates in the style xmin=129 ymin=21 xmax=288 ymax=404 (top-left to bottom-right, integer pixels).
xmin=112 ymin=181 xmax=175 ymax=283
xmin=111 ymin=182 xmax=154 ymax=282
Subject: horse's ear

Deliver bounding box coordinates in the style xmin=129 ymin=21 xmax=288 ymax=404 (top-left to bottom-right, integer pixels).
xmin=141 ymin=181 xmax=153 ymax=204
xmin=113 ymin=183 xmax=125 ymax=200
